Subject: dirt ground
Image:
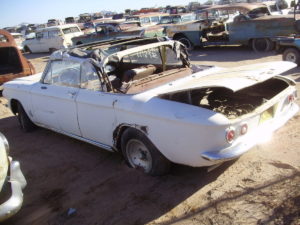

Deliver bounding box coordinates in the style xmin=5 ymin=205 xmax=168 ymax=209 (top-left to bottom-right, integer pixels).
xmin=1 ymin=46 xmax=299 ymax=225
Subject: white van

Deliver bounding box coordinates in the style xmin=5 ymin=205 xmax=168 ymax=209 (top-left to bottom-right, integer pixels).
xmin=23 ymin=24 xmax=83 ymax=53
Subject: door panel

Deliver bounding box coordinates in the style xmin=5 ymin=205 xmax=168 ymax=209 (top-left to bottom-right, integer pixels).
xmin=30 ymin=83 xmax=81 ymax=136
xmin=76 ymin=90 xmax=116 ymax=145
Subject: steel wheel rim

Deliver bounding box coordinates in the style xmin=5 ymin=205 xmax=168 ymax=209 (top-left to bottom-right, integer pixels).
xmin=286 ymin=52 xmax=297 ymax=63
xmin=126 ymin=139 xmax=152 ymax=173
xmin=178 ymin=38 xmax=192 ymax=50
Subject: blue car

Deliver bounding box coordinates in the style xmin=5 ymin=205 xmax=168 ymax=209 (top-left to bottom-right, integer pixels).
xmin=276 ymin=37 xmax=300 ymax=65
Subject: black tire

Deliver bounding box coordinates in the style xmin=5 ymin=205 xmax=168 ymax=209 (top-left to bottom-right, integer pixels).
xmin=49 ymin=48 xmax=57 ymax=53
xmin=283 ymin=48 xmax=300 ymax=65
xmin=121 ymin=128 xmax=170 ymax=176
xmin=174 ymin=35 xmax=194 ymax=50
xmin=252 ymin=38 xmax=272 ymax=52
xmin=17 ymin=103 xmax=36 ymax=132
xmin=23 ymin=45 xmax=32 ymax=54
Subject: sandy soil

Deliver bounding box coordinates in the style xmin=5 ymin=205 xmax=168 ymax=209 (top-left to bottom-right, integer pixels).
xmin=1 ymin=46 xmax=299 ymax=225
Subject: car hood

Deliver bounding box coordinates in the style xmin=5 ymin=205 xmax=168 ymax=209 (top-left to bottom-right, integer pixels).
xmin=152 ymin=61 xmax=296 ymax=95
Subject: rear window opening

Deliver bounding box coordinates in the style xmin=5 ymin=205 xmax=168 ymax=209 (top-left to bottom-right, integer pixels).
xmin=0 ymin=47 xmax=22 ymax=75
xmin=160 ymin=78 xmax=290 ymax=119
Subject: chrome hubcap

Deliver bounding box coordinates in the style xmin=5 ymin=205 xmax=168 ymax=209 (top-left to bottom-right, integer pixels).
xmin=126 ymin=139 xmax=152 ymax=173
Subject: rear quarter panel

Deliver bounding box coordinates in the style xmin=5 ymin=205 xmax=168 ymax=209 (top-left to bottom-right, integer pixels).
xmin=113 ymin=94 xmax=230 ymax=167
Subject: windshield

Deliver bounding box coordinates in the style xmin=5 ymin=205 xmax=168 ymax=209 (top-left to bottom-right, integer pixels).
xmin=62 ymin=27 xmax=80 ymax=34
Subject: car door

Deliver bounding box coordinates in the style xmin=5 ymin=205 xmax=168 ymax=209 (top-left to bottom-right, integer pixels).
xmin=76 ymin=61 xmax=117 ymax=146
xmin=30 ymin=59 xmax=81 ymax=136
xmin=38 ymin=30 xmax=51 ymax=52
xmin=26 ymin=32 xmax=43 ymax=53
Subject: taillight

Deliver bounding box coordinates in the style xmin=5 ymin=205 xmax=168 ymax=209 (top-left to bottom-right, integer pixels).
xmin=226 ymin=128 xmax=235 ymax=143
xmin=288 ymin=94 xmax=295 ymax=103
xmin=240 ymin=124 xmax=248 ymax=135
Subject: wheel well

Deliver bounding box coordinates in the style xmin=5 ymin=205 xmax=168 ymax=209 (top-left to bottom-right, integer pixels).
xmin=76 ymin=41 xmax=83 ymax=45
xmin=173 ymin=33 xmax=186 ymax=40
xmin=113 ymin=124 xmax=148 ymax=152
xmin=10 ymin=99 xmax=20 ymax=115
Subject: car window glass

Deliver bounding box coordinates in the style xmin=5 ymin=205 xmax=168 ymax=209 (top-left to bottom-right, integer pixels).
xmin=63 ymin=26 xmax=80 ymax=34
xmin=36 ymin=32 xmax=43 ymax=39
xmin=81 ymin=61 xmax=104 ymax=91
xmin=0 ymin=35 xmax=8 ymax=42
xmin=151 ymin=16 xmax=159 ymax=23
xmin=123 ymin=47 xmax=162 ymax=65
xmin=140 ymin=17 xmax=150 ymax=24
xmin=42 ymin=31 xmax=48 ymax=38
xmin=43 ymin=60 xmax=80 ymax=88
xmin=48 ymin=30 xmax=61 ymax=38
xmin=107 ymin=25 xmax=115 ymax=33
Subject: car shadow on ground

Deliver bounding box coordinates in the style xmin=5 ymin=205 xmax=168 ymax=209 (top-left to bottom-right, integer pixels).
xmin=190 ymin=46 xmax=275 ymax=62
xmin=0 ymin=116 xmax=236 ymax=225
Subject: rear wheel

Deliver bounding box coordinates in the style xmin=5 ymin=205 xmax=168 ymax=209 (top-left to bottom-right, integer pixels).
xmin=17 ymin=103 xmax=36 ymax=132
xmin=23 ymin=45 xmax=32 ymax=53
xmin=283 ymin=48 xmax=300 ymax=65
xmin=252 ymin=38 xmax=273 ymax=52
xmin=121 ymin=128 xmax=170 ymax=176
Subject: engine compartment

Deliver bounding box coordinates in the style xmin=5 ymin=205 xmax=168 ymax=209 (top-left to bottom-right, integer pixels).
xmin=160 ymin=77 xmax=289 ymax=119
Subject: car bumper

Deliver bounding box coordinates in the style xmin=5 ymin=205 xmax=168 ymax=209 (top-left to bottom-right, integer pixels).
xmin=0 ymin=158 xmax=27 ymax=222
xmin=201 ymin=103 xmax=299 ymax=164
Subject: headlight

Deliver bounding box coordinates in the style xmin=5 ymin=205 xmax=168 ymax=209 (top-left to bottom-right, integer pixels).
xmin=0 ymin=132 xmax=9 ymax=154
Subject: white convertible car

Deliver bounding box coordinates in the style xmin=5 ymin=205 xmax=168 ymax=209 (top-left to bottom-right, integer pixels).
xmin=3 ymin=38 xmax=299 ymax=175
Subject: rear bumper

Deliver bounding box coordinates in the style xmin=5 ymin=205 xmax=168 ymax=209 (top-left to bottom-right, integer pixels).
xmin=0 ymin=158 xmax=27 ymax=222
xmin=201 ymin=103 xmax=299 ymax=163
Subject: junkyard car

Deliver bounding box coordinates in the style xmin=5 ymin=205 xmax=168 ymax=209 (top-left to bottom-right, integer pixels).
xmin=72 ymin=22 xmax=164 ymax=46
xmin=0 ymin=132 xmax=26 ymax=222
xmin=23 ymin=24 xmax=83 ymax=53
xmin=0 ymin=30 xmax=35 ymax=91
xmin=167 ymin=3 xmax=300 ymax=51
xmin=275 ymin=36 xmax=300 ymax=65
xmin=3 ymin=39 xmax=299 ymax=175
xmin=11 ymin=33 xmax=25 ymax=51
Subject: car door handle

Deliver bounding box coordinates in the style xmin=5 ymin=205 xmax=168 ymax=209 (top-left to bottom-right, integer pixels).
xmin=41 ymin=86 xmax=47 ymax=90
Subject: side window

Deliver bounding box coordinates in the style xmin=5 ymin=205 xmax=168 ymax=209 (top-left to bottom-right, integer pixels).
xmin=140 ymin=17 xmax=150 ymax=24
xmin=43 ymin=60 xmax=80 ymax=88
xmin=107 ymin=25 xmax=115 ymax=33
xmin=36 ymin=32 xmax=43 ymax=39
xmin=151 ymin=16 xmax=159 ymax=23
xmin=48 ymin=29 xmax=61 ymax=38
xmin=81 ymin=62 xmax=105 ymax=91
xmin=42 ymin=31 xmax=48 ymax=39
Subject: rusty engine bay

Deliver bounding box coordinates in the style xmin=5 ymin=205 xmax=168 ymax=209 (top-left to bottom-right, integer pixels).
xmin=160 ymin=78 xmax=289 ymax=119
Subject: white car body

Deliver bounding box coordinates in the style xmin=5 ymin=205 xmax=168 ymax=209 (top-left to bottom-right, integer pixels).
xmin=23 ymin=24 xmax=83 ymax=53
xmin=11 ymin=33 xmax=24 ymax=51
xmin=3 ymin=40 xmax=299 ymax=173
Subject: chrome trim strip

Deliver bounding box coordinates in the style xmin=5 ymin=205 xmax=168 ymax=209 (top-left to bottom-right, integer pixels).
xmin=35 ymin=123 xmax=114 ymax=152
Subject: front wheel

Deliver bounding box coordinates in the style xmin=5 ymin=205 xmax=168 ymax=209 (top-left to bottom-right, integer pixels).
xmin=121 ymin=128 xmax=170 ymax=176
xmin=17 ymin=103 xmax=36 ymax=132
xmin=175 ymin=36 xmax=194 ymax=50
xmin=283 ymin=48 xmax=300 ymax=65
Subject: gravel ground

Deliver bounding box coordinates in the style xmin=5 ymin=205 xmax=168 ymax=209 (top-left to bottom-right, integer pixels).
xmin=0 ymin=46 xmax=299 ymax=225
